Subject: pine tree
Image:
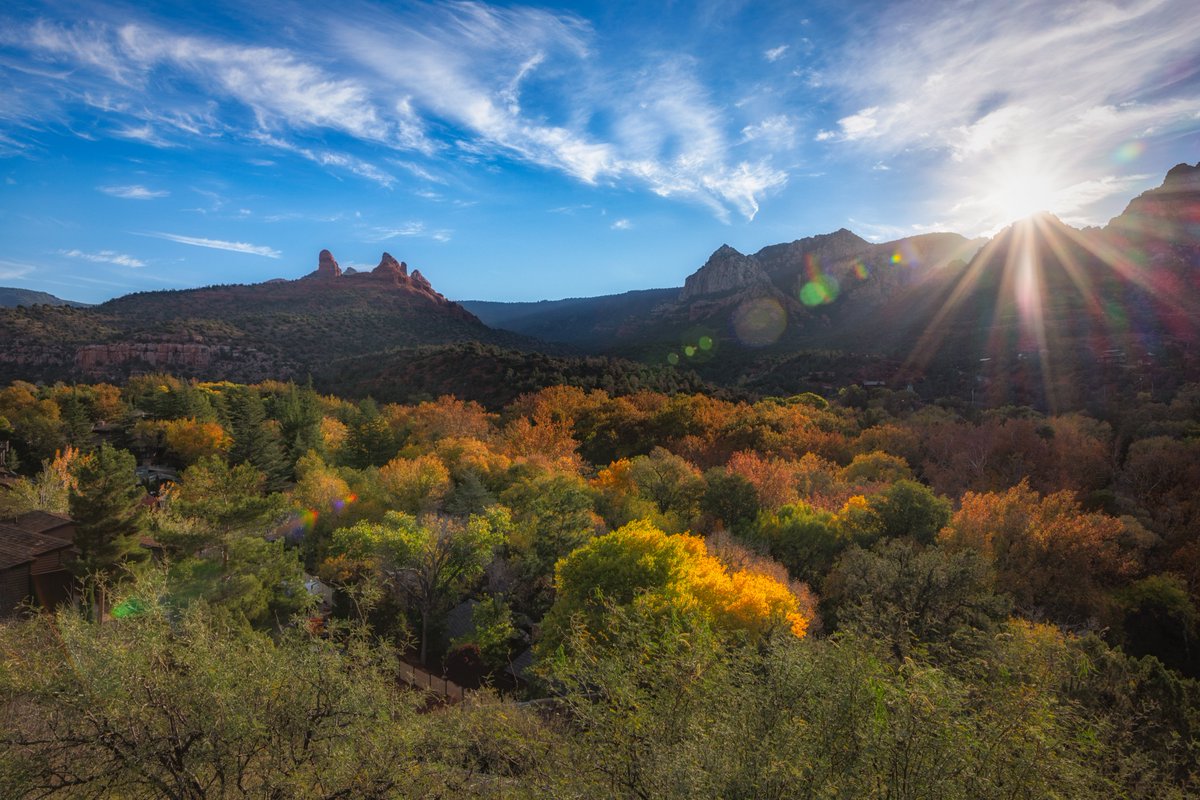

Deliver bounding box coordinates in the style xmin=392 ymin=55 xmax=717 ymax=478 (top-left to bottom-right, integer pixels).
xmin=225 ymin=387 xmax=289 ymax=491
xmin=68 ymin=443 xmax=147 ymax=619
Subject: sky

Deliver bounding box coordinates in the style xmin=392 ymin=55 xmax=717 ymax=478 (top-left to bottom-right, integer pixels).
xmin=0 ymin=0 xmax=1198 ymax=304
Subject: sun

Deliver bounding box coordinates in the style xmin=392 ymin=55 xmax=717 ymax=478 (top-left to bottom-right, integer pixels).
xmin=988 ymin=165 xmax=1059 ymax=224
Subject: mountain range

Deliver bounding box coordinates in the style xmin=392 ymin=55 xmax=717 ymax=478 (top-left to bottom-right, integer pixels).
xmin=2 ymin=162 xmax=1197 ymax=410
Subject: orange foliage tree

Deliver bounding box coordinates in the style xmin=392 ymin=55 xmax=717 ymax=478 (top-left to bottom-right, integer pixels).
xmin=941 ymin=480 xmax=1138 ymax=625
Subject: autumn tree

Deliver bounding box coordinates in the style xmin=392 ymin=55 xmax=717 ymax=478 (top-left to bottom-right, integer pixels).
xmin=941 ymin=481 xmax=1136 ymax=625
xmin=541 ymin=520 xmax=808 ymax=654
xmin=379 ymin=453 xmax=452 ymax=515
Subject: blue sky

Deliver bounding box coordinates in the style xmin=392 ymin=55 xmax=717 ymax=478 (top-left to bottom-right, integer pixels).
xmin=1 ymin=0 xmax=1198 ymax=304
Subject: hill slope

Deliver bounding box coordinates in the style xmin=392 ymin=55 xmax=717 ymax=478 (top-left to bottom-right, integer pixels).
xmin=0 ymin=250 xmax=546 ymax=385
xmin=0 ymin=287 xmax=90 ymax=308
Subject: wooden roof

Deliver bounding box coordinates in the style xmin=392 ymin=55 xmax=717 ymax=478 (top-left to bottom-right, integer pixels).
xmin=0 ymin=524 xmax=73 ymax=570
xmin=6 ymin=511 xmax=72 ymax=536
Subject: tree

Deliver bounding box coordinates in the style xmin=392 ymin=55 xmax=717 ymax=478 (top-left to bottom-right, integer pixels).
xmin=224 ymin=386 xmax=289 ymax=491
xmin=0 ymin=446 xmax=83 ymax=517
xmin=68 ymin=443 xmax=147 ymax=619
xmin=169 ymin=536 xmax=309 ymax=628
xmin=825 ymin=538 xmax=1010 ymax=660
xmin=0 ymin=585 xmax=431 ymax=799
xmin=700 ymin=468 xmax=760 ymax=534
xmin=941 ymin=482 xmax=1134 ymax=625
xmin=162 ymin=418 xmax=231 ymax=466
xmin=379 ymin=453 xmax=451 ymax=515
xmin=541 ymin=520 xmax=808 ymax=654
xmin=751 ymin=502 xmax=844 ymax=587
xmin=163 ymin=456 xmax=286 ymax=563
xmin=328 ymin=510 xmax=507 ymax=662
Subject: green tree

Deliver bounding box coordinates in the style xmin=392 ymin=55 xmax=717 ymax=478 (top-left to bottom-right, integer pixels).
xmin=700 ymin=468 xmax=760 ymax=534
xmin=68 ymin=443 xmax=147 ymax=619
xmin=0 ymin=584 xmax=432 ymax=799
xmin=825 ymin=538 xmax=1010 ymax=661
xmin=224 ymin=386 xmax=289 ymax=491
xmin=329 ymin=510 xmax=507 ymax=662
xmin=163 ymin=456 xmax=286 ymax=563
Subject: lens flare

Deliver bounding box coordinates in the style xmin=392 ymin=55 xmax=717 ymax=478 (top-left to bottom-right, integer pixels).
xmin=1113 ymin=140 xmax=1145 ymax=164
xmin=800 ymin=275 xmax=839 ymax=306
xmin=732 ymin=296 xmax=787 ymax=346
xmin=112 ymin=597 xmax=148 ymax=619
xmin=853 ymin=260 xmax=870 ymax=280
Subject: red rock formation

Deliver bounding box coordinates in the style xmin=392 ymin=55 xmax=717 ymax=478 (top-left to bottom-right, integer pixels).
xmin=374 ymin=252 xmax=408 ymax=279
xmin=303 ymin=249 xmax=342 ymax=280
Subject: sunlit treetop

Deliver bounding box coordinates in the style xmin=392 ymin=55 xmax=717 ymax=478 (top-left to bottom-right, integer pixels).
xmin=544 ymin=519 xmax=808 ymax=649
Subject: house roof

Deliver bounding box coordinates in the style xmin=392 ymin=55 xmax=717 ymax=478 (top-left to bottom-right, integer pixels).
xmin=5 ymin=510 xmax=72 ymax=536
xmin=0 ymin=524 xmax=73 ymax=570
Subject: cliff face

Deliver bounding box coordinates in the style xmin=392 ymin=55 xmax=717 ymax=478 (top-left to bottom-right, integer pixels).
xmin=73 ymin=342 xmax=287 ymax=380
xmin=680 ymin=245 xmax=774 ymax=302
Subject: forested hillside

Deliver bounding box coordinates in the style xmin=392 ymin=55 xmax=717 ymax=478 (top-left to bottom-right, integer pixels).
xmin=2 ymin=375 xmax=1198 ymax=797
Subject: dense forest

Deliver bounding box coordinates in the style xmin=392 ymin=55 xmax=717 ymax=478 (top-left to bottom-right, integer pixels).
xmin=1 ymin=375 xmax=1198 ymax=797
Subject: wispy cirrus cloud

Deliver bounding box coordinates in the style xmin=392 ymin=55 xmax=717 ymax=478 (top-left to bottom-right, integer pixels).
xmin=367 ymin=221 xmax=452 ymax=243
xmin=60 ymin=248 xmax=147 ymax=267
xmin=610 ymin=218 xmax=631 ymax=230
xmin=98 ymin=184 xmax=169 ymax=199
xmin=251 ymin=133 xmax=396 ymax=188
xmin=142 ymin=232 xmax=281 ymax=258
xmin=331 ymin=4 xmax=787 ymax=220
xmin=763 ymin=45 xmax=788 ymax=62
xmin=814 ymin=0 xmax=1200 ymax=232
xmin=0 ymin=258 xmax=36 ymax=280
xmin=3 ymin=3 xmax=791 ymax=222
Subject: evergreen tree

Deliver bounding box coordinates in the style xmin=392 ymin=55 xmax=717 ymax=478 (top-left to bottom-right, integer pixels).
xmin=270 ymin=382 xmax=325 ymax=474
xmin=68 ymin=443 xmax=147 ymax=618
xmin=225 ymin=386 xmax=289 ymax=491
xmin=344 ymin=398 xmax=396 ymax=469
xmin=56 ymin=391 xmax=94 ymax=449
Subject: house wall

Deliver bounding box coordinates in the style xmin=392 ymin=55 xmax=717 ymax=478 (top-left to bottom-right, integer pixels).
xmin=0 ymin=565 xmax=30 ymax=615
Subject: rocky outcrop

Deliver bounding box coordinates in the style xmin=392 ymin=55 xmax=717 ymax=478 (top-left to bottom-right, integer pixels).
xmin=304 ymin=249 xmax=342 ymax=280
xmin=411 ymin=269 xmax=433 ymax=292
xmin=680 ymin=245 xmax=774 ymax=302
xmin=1108 ymin=162 xmax=1200 ymax=242
xmin=374 ymin=252 xmax=408 ymax=279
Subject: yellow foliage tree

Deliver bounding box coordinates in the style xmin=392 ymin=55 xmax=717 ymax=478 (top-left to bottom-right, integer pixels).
xmin=378 ymin=453 xmax=451 ymax=515
xmin=543 ymin=520 xmax=807 ymax=652
xmin=162 ymin=418 xmax=231 ymax=466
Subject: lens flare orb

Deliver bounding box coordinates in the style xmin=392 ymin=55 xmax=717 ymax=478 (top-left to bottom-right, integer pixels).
xmin=733 ymin=297 xmax=787 ymax=346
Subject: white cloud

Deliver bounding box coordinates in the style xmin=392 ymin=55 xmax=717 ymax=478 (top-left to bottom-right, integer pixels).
xmin=368 ymin=221 xmax=453 ymax=243
xmin=815 ymin=0 xmax=1200 ymax=234
xmin=98 ymin=184 xmax=169 ymax=199
xmin=143 ymin=232 xmax=281 ymax=258
xmin=6 ymin=4 xmax=790 ymax=221
xmin=335 ymin=7 xmax=785 ymax=220
xmin=0 ymin=258 xmax=36 ymax=280
xmin=741 ymin=115 xmax=795 ymax=147
xmin=834 ymin=107 xmax=880 ymax=140
xmin=764 ymin=45 xmax=789 ymax=62
xmin=610 ymin=218 xmax=631 ymax=230
xmin=252 ymin=133 xmax=396 ymax=188
xmin=60 ymin=248 xmax=147 ymax=267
